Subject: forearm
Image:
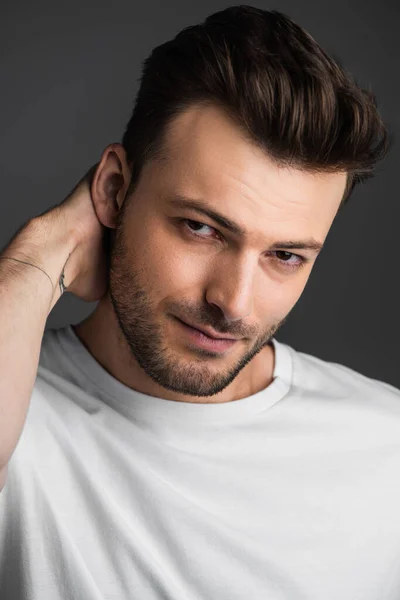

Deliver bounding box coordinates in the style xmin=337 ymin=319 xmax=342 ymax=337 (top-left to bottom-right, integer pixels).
xmin=0 ymin=214 xmax=77 ymax=472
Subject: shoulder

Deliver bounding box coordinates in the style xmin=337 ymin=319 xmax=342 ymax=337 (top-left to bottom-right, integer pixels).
xmin=286 ymin=342 xmax=400 ymax=415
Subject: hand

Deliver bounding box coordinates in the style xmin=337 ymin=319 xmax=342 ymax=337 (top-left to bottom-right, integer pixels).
xmin=33 ymin=164 xmax=110 ymax=303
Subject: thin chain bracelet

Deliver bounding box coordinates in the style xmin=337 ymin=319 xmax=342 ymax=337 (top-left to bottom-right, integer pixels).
xmin=0 ymin=256 xmax=67 ymax=296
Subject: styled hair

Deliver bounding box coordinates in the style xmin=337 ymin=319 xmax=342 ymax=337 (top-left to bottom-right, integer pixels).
xmin=121 ymin=5 xmax=390 ymax=209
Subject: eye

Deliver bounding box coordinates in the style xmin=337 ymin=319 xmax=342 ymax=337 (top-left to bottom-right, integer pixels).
xmin=271 ymin=250 xmax=307 ymax=270
xmin=182 ymin=219 xmax=217 ymax=238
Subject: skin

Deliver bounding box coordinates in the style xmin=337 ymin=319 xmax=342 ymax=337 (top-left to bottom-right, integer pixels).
xmin=73 ymin=104 xmax=347 ymax=404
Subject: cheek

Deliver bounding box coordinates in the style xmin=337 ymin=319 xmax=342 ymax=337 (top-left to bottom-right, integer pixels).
xmin=254 ymin=272 xmax=310 ymax=321
xmin=278 ymin=273 xmax=311 ymax=315
xmin=138 ymin=232 xmax=207 ymax=297
xmin=153 ymin=217 xmax=226 ymax=283
xmin=153 ymin=255 xmax=200 ymax=293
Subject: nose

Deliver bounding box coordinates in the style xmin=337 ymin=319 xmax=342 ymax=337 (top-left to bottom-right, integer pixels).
xmin=205 ymin=253 xmax=256 ymax=322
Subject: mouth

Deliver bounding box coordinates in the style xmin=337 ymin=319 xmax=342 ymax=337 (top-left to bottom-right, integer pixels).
xmin=174 ymin=317 xmax=239 ymax=354
xmin=179 ymin=319 xmax=240 ymax=340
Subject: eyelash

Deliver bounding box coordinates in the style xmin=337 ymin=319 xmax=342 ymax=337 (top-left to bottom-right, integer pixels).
xmin=179 ymin=219 xmax=309 ymax=271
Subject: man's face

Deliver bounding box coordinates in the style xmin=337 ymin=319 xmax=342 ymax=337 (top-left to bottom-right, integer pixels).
xmin=108 ymin=104 xmax=346 ymax=398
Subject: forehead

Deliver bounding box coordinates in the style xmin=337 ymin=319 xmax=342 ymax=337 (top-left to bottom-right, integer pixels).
xmin=151 ymin=104 xmax=347 ymax=242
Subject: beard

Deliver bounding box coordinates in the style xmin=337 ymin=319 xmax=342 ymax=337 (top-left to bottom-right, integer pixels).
xmin=107 ymin=215 xmax=286 ymax=398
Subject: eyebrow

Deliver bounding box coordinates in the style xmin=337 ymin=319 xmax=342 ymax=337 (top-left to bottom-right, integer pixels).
xmin=166 ymin=195 xmax=324 ymax=254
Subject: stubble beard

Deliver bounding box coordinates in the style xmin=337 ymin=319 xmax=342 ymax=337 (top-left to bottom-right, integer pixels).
xmin=108 ymin=221 xmax=282 ymax=398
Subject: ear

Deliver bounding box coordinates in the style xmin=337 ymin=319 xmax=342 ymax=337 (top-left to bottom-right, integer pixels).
xmin=90 ymin=143 xmax=132 ymax=230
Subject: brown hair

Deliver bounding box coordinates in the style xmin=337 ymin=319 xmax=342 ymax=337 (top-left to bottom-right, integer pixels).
xmin=121 ymin=5 xmax=390 ymax=209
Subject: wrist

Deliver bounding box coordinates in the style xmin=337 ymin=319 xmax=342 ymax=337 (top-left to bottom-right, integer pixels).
xmin=6 ymin=210 xmax=79 ymax=297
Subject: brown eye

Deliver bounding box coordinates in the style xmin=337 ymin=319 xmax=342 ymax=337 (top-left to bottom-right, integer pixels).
xmin=271 ymin=251 xmax=306 ymax=270
xmin=183 ymin=219 xmax=217 ymax=238
xmin=276 ymin=251 xmax=294 ymax=261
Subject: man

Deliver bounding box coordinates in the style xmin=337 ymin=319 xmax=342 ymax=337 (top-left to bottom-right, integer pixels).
xmin=0 ymin=5 xmax=396 ymax=599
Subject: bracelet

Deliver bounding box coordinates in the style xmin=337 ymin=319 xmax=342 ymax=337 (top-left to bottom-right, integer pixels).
xmin=0 ymin=256 xmax=67 ymax=295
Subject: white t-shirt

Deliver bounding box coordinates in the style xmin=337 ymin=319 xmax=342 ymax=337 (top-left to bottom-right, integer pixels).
xmin=1 ymin=325 xmax=400 ymax=600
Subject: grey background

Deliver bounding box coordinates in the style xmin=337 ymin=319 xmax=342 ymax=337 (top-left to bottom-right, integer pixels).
xmin=0 ymin=1 xmax=399 ymax=385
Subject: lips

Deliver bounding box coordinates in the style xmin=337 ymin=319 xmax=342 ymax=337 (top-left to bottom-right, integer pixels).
xmin=175 ymin=318 xmax=238 ymax=354
xmin=180 ymin=319 xmax=238 ymax=340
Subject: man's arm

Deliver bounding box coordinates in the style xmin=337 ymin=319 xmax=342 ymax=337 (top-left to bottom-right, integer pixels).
xmin=0 ymin=167 xmax=108 ymax=489
xmin=0 ymin=215 xmax=78 ymax=484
